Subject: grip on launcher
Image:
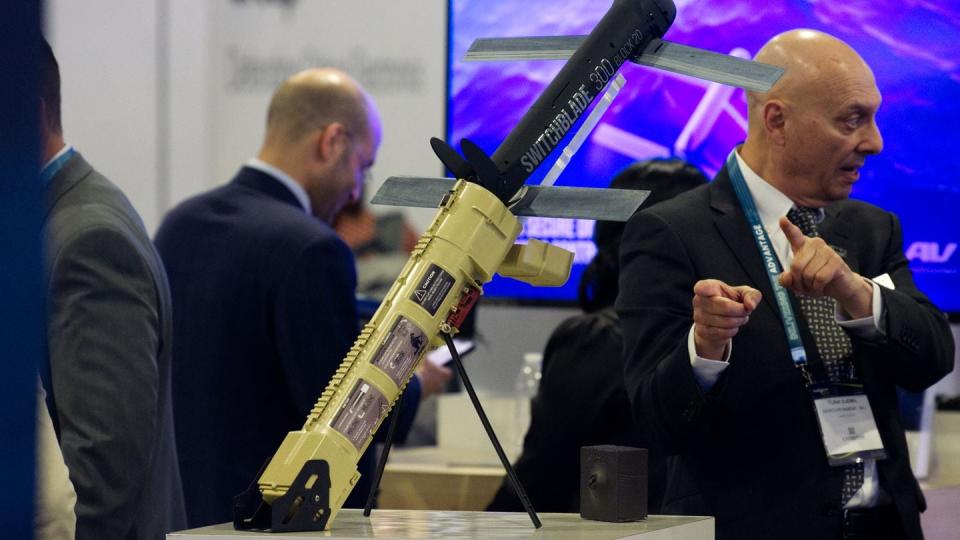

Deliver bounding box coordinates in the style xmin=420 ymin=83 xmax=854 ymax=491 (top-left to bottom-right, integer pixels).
xmin=249 ymin=179 xmax=572 ymax=530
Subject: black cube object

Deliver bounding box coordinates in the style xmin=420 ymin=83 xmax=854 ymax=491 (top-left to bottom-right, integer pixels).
xmin=580 ymin=445 xmax=648 ymax=522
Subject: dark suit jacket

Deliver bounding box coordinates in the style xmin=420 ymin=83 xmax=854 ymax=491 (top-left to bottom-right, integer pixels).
xmin=486 ymin=308 xmax=663 ymax=513
xmin=155 ymin=167 xmax=420 ymax=527
xmin=44 ymin=152 xmax=186 ymax=540
xmin=616 ymin=167 xmax=954 ymax=540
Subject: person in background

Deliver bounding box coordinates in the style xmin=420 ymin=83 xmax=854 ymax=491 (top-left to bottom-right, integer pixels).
xmin=34 ymin=377 xmax=76 ymax=540
xmin=334 ymin=197 xmax=420 ymax=300
xmin=155 ymin=68 xmax=450 ymax=527
xmin=486 ymin=159 xmax=708 ymax=513
xmin=39 ymin=38 xmax=186 ymax=539
xmin=617 ymin=30 xmax=954 ymax=539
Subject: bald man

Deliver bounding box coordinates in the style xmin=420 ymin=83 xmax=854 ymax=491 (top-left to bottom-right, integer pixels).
xmin=616 ymin=30 xmax=953 ymax=539
xmin=155 ymin=69 xmax=444 ymax=527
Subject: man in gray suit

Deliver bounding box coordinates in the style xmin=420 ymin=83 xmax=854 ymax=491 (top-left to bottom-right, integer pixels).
xmin=39 ymin=39 xmax=186 ymax=539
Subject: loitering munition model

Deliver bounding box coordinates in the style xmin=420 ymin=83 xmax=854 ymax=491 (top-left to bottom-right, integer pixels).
xmin=233 ymin=0 xmax=783 ymax=532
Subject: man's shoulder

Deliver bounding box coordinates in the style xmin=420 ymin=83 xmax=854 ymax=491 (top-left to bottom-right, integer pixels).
xmin=822 ymin=198 xmax=898 ymax=249
xmin=647 ymin=182 xmax=711 ymax=214
xmin=831 ymin=197 xmax=891 ymax=220
xmin=157 ymin=178 xmax=346 ymax=260
xmin=51 ymin=163 xmax=132 ymax=217
xmin=45 ymin=167 xmax=163 ymax=298
xmin=628 ymin=181 xmax=712 ymax=232
xmin=162 ymin=178 xmax=321 ymax=230
xmin=47 ymin=164 xmax=151 ymax=251
xmin=157 ymin=182 xmax=235 ymax=230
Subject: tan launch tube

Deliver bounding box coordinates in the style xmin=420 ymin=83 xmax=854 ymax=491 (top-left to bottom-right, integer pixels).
xmin=255 ymin=179 xmax=571 ymax=529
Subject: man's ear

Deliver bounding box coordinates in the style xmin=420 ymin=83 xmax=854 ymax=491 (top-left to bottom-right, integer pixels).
xmin=763 ymin=100 xmax=787 ymax=146
xmin=39 ymin=98 xmax=50 ymax=138
xmin=316 ymin=122 xmax=348 ymax=163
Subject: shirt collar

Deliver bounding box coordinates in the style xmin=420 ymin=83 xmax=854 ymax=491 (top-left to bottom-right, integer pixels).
xmin=40 ymin=144 xmax=77 ymax=188
xmin=245 ymin=158 xmax=312 ymax=214
xmin=735 ymin=150 xmax=798 ymax=232
xmin=41 ymin=143 xmax=73 ymax=172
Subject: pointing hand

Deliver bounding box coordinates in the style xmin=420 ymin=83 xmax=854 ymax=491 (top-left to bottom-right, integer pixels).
xmin=692 ymin=279 xmax=762 ymax=360
xmin=778 ymin=217 xmax=872 ymax=318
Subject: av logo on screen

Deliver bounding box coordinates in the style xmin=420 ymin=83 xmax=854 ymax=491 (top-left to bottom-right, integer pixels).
xmin=906 ymin=242 xmax=957 ymax=263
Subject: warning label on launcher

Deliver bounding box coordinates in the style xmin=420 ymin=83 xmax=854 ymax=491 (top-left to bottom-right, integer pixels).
xmin=410 ymin=264 xmax=454 ymax=316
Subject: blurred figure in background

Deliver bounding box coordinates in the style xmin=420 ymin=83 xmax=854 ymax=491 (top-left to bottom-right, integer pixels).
xmin=34 ymin=378 xmax=75 ymax=540
xmin=486 ymin=159 xmax=708 ymax=513
xmin=334 ymin=197 xmax=419 ymax=299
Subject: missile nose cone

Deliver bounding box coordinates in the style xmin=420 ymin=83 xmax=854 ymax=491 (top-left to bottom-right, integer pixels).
xmin=619 ymin=0 xmax=676 ymax=27
xmin=652 ymin=0 xmax=677 ymax=25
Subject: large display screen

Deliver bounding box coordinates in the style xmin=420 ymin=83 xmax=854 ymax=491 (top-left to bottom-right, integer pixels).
xmin=448 ymin=0 xmax=960 ymax=312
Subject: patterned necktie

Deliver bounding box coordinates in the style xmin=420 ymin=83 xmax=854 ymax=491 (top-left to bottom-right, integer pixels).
xmin=786 ymin=206 xmax=864 ymax=506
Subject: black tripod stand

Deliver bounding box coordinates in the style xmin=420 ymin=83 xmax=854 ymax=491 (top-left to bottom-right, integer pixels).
xmin=363 ymin=332 xmax=541 ymax=528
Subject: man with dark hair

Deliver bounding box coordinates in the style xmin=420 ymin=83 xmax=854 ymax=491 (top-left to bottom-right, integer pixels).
xmin=617 ymin=30 xmax=954 ymax=539
xmin=39 ymin=38 xmax=186 ymax=539
xmin=39 ymin=40 xmax=61 ymax=133
xmin=155 ymin=68 xmax=450 ymax=527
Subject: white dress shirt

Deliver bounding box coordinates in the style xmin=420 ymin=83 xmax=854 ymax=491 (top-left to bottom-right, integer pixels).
xmin=41 ymin=144 xmax=73 ymax=172
xmin=686 ymin=150 xmax=889 ymax=507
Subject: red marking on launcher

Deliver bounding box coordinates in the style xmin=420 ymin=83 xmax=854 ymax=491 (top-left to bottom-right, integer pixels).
xmin=446 ymin=287 xmax=481 ymax=331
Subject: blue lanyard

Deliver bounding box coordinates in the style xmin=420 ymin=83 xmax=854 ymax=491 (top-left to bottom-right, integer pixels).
xmin=725 ymin=150 xmax=811 ymax=372
xmin=40 ymin=147 xmax=76 ymax=187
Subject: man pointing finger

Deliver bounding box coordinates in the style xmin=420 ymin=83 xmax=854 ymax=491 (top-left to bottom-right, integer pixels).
xmin=617 ymin=29 xmax=954 ymax=540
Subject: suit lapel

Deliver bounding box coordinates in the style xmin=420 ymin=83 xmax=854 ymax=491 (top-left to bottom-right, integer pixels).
xmin=818 ymin=205 xmax=858 ymax=274
xmin=709 ymin=168 xmax=783 ymax=318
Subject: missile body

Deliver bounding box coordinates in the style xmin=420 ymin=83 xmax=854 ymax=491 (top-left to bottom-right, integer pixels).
xmin=489 ymin=0 xmax=676 ymax=199
xmin=252 ymin=180 xmax=570 ymax=529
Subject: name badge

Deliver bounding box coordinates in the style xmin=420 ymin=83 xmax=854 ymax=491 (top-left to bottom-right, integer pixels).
xmin=810 ymin=384 xmax=886 ymax=466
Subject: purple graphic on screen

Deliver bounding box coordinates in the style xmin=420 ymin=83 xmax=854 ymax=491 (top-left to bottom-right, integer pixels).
xmin=449 ymin=0 xmax=960 ymax=311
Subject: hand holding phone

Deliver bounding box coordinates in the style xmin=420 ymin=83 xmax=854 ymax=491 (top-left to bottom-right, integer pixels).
xmin=425 ymin=338 xmax=476 ymax=367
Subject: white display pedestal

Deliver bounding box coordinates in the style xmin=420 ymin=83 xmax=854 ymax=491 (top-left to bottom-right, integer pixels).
xmin=168 ymin=509 xmax=714 ymax=540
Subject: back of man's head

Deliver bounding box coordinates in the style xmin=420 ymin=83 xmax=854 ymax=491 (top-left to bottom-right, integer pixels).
xmin=40 ymin=37 xmax=62 ymax=134
xmin=264 ymin=68 xmax=373 ymax=148
xmin=258 ymin=68 xmax=382 ymax=223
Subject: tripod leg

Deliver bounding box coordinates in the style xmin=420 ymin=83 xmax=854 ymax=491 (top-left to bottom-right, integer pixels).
xmin=442 ymin=333 xmax=541 ymax=529
xmin=363 ymin=391 xmax=403 ymax=516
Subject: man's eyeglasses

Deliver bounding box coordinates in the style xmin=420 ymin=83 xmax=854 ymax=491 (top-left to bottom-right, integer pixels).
xmin=343 ymin=128 xmax=374 ymax=185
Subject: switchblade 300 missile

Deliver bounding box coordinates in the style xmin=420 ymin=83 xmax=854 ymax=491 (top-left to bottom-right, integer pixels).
xmin=383 ymin=0 xmax=782 ymax=215
xmin=437 ymin=0 xmax=679 ymax=203
xmin=234 ymin=0 xmax=783 ymax=532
